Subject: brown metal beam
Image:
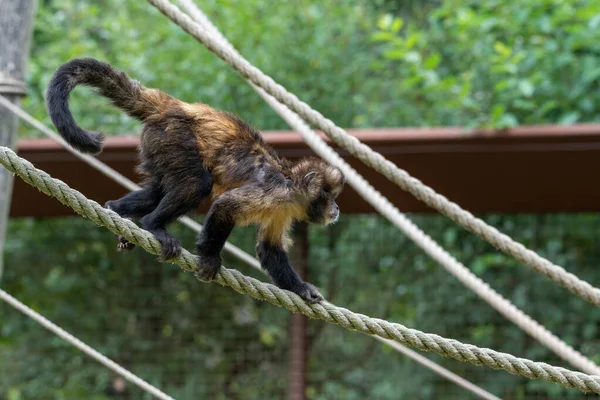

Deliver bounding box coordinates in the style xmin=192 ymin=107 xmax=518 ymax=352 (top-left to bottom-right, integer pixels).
xmin=11 ymin=124 xmax=600 ymax=217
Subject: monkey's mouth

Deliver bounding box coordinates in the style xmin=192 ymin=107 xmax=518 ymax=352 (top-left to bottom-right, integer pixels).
xmin=326 ymin=210 xmax=340 ymax=225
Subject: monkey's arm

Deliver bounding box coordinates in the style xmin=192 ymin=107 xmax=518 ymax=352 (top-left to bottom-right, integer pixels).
xmin=256 ymin=234 xmax=323 ymax=303
xmin=195 ymin=184 xmax=323 ymax=303
xmin=195 ymin=184 xmax=272 ymax=280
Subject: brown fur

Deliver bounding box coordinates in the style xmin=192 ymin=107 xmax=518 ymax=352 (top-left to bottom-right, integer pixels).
xmin=46 ymin=58 xmax=345 ymax=303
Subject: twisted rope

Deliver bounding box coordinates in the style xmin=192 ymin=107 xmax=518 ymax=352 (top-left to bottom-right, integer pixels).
xmin=175 ymin=0 xmax=600 ymax=376
xmin=147 ymin=0 xmax=600 ymax=308
xmin=2 ymin=146 xmax=600 ymax=394
xmin=0 ymin=289 xmax=174 ymax=400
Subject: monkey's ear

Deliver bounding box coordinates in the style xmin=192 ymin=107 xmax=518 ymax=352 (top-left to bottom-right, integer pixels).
xmin=303 ymin=171 xmax=316 ymax=185
xmin=301 ymin=171 xmax=319 ymax=193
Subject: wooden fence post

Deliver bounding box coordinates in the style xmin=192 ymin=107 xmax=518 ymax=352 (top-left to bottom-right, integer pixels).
xmin=0 ymin=0 xmax=36 ymax=280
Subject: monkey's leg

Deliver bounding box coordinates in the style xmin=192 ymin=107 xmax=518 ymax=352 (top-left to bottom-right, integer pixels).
xmin=140 ymin=176 xmax=211 ymax=260
xmin=194 ymin=194 xmax=236 ymax=281
xmin=105 ymin=187 xmax=163 ymax=251
xmin=256 ymin=239 xmax=323 ymax=304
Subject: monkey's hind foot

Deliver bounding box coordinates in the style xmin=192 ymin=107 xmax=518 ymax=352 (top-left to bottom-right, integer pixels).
xmin=195 ymin=253 xmax=222 ymax=281
xmin=294 ymin=282 xmax=324 ymax=304
xmin=156 ymin=235 xmax=182 ymax=260
xmin=116 ymin=235 xmax=136 ymax=252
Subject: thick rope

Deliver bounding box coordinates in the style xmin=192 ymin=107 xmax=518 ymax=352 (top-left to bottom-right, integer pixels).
xmin=0 ymin=98 xmax=498 ymax=398
xmin=0 ymin=289 xmax=174 ymax=400
xmin=175 ymin=0 xmax=600 ymax=377
xmin=147 ymin=0 xmax=600 ymax=308
xmin=373 ymin=336 xmax=501 ymax=400
xmin=2 ymin=146 xmax=600 ymax=394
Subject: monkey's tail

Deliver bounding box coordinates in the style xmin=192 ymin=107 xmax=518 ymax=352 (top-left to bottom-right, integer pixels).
xmin=46 ymin=58 xmax=169 ymax=154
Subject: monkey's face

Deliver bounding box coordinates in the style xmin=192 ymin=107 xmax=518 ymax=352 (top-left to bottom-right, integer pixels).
xmin=306 ymin=190 xmax=341 ymax=225
xmin=294 ymin=158 xmax=345 ymax=225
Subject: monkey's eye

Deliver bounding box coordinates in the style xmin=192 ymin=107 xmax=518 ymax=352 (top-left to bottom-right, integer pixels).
xmin=321 ymin=187 xmax=330 ymax=196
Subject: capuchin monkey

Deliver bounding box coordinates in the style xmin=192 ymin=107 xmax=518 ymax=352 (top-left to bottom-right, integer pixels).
xmin=46 ymin=58 xmax=345 ymax=303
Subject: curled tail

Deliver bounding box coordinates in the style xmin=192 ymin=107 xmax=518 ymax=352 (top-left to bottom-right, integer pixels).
xmin=46 ymin=58 xmax=171 ymax=154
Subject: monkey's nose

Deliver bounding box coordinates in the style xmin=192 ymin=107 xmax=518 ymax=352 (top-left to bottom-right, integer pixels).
xmin=332 ymin=204 xmax=339 ymax=214
xmin=330 ymin=211 xmax=340 ymax=224
xmin=330 ymin=208 xmax=340 ymax=221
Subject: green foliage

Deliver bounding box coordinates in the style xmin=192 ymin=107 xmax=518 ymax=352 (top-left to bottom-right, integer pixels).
xmin=1 ymin=218 xmax=290 ymax=399
xmin=307 ymin=214 xmax=600 ymax=399
xmin=21 ymin=0 xmax=376 ymax=138
xmin=6 ymin=213 xmax=600 ymax=399
xmin=368 ymin=0 xmax=600 ymax=128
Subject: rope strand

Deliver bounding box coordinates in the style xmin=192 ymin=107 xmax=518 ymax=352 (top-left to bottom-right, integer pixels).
xmin=0 ymin=289 xmax=174 ymax=400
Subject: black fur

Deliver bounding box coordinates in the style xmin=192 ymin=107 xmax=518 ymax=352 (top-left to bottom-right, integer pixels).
xmin=307 ymin=197 xmax=328 ymax=223
xmin=256 ymin=241 xmax=323 ymax=303
xmin=46 ymin=60 xmax=103 ymax=153
xmin=194 ymin=197 xmax=236 ymax=281
xmin=110 ymin=122 xmax=213 ymax=260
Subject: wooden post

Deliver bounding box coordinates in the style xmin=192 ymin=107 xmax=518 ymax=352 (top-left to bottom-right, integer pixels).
xmin=288 ymin=222 xmax=309 ymax=400
xmin=0 ymin=0 xmax=36 ymax=279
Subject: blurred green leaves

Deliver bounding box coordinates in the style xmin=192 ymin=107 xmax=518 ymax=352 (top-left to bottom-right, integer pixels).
xmin=369 ymin=0 xmax=600 ymax=128
xmin=20 ymin=0 xmax=378 ymax=139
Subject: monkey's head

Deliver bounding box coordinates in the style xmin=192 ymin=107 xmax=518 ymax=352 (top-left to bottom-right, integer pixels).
xmin=292 ymin=158 xmax=345 ymax=225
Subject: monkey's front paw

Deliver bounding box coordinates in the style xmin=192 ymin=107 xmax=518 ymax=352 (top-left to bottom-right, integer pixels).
xmin=195 ymin=254 xmax=222 ymax=281
xmin=116 ymin=235 xmax=136 ymax=252
xmin=159 ymin=236 xmax=182 ymax=260
xmin=295 ymin=282 xmax=324 ymax=304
